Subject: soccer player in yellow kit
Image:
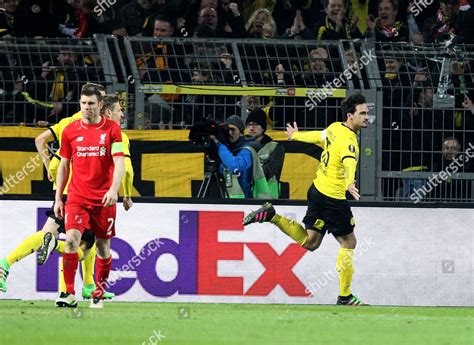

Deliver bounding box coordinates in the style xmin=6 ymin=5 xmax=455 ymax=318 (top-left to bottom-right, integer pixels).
xmin=244 ymin=93 xmax=369 ymax=306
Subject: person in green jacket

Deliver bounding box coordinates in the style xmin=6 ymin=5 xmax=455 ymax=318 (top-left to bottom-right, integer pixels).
xmin=245 ymin=109 xmax=285 ymax=199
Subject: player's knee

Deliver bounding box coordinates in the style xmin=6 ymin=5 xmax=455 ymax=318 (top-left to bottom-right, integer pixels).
xmin=342 ymin=239 xmax=357 ymax=249
xmin=42 ymin=220 xmax=59 ymax=236
xmin=65 ymin=237 xmax=79 ymax=250
xmin=304 ymin=238 xmax=321 ymax=252
xmin=95 ymin=240 xmax=110 ymax=258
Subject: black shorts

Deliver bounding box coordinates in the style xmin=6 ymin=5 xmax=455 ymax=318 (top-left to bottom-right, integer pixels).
xmin=45 ymin=199 xmax=95 ymax=249
xmin=45 ymin=199 xmax=66 ymax=232
xmin=302 ymin=184 xmax=355 ymax=237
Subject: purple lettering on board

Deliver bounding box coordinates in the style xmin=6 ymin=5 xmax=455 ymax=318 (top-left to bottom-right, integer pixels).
xmin=36 ymin=208 xmax=60 ymax=292
xmin=136 ymin=211 xmax=198 ymax=296
xmin=107 ymin=237 xmax=137 ymax=295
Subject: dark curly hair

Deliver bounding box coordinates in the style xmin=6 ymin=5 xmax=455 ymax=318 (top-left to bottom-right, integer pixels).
xmin=341 ymin=92 xmax=366 ymax=120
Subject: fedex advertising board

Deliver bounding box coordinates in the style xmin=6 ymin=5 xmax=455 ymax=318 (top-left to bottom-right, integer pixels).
xmin=0 ymin=201 xmax=472 ymax=306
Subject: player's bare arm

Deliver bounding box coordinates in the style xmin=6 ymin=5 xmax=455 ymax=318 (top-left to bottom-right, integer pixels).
xmin=35 ymin=129 xmax=54 ymax=182
xmin=54 ymin=157 xmax=70 ymax=218
xmin=102 ymin=155 xmax=125 ymax=207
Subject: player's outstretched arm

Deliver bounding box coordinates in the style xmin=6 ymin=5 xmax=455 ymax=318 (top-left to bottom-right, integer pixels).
xmin=103 ymin=156 xmax=125 ymax=207
xmin=35 ymin=129 xmax=54 ymax=182
xmin=286 ymin=122 xmax=326 ymax=147
xmin=54 ymin=157 xmax=70 ymax=218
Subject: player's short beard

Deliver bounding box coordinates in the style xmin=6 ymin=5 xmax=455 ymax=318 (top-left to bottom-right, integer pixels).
xmin=83 ymin=108 xmax=101 ymax=123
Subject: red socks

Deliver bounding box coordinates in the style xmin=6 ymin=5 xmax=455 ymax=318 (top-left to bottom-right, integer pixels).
xmin=93 ymin=256 xmax=112 ymax=299
xmin=62 ymin=252 xmax=79 ymax=295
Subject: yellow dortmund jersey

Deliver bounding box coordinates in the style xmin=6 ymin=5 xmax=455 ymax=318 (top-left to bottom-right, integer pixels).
xmin=48 ymin=111 xmax=82 ymax=192
xmin=293 ymin=122 xmax=359 ymax=200
xmin=49 ymin=111 xmax=83 ymax=146
xmin=121 ymin=132 xmax=134 ymax=197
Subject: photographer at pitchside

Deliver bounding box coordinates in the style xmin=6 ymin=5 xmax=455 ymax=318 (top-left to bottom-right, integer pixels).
xmin=211 ymin=115 xmax=270 ymax=199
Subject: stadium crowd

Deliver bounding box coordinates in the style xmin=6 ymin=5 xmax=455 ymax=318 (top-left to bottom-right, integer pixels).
xmin=1 ymin=0 xmax=474 ymax=189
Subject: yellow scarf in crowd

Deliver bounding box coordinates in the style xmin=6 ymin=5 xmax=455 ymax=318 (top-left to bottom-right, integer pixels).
xmin=50 ymin=71 xmax=65 ymax=102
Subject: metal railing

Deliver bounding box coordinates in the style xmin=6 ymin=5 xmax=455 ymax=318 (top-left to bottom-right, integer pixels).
xmin=0 ymin=35 xmax=473 ymax=203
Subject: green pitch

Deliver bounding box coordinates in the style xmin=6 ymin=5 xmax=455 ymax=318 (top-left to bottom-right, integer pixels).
xmin=0 ymin=300 xmax=472 ymax=345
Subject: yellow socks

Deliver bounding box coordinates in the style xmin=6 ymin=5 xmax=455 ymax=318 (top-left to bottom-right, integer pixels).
xmin=336 ymin=248 xmax=354 ymax=297
xmin=59 ymin=258 xmax=66 ymax=293
xmin=55 ymin=240 xmax=85 ymax=261
xmin=55 ymin=241 xmax=66 ymax=254
xmin=271 ymin=215 xmax=308 ymax=246
xmin=82 ymin=244 xmax=96 ymax=286
xmin=5 ymin=231 xmax=45 ymax=266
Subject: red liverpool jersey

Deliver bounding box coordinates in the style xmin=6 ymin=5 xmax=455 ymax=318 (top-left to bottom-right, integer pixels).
xmin=60 ymin=116 xmax=124 ymax=205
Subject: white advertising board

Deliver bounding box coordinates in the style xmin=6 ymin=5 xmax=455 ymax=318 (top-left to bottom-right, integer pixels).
xmin=0 ymin=200 xmax=472 ymax=306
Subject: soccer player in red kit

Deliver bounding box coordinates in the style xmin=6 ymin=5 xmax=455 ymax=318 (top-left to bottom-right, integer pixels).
xmin=54 ymin=87 xmax=125 ymax=308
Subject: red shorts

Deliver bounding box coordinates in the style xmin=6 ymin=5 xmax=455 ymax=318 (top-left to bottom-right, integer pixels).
xmin=65 ymin=202 xmax=116 ymax=239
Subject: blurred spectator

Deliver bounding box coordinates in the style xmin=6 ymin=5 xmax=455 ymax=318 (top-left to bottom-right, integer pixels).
xmin=194 ymin=6 xmax=246 ymax=38
xmin=136 ymin=16 xmax=191 ymax=128
xmin=314 ymin=0 xmax=363 ymax=40
xmin=246 ymin=8 xmax=277 ymax=38
xmin=180 ymin=60 xmax=231 ymax=125
xmin=366 ymin=0 xmax=410 ymax=42
xmin=422 ymin=0 xmax=456 ymax=43
xmin=461 ymin=94 xmax=474 ymax=146
xmin=281 ymin=9 xmax=314 ymax=39
xmin=0 ymin=0 xmax=18 ymax=37
xmin=14 ymin=0 xmax=59 ymax=37
xmin=184 ymin=0 xmax=230 ymax=35
xmin=431 ymin=137 xmax=473 ymax=200
xmin=396 ymin=86 xmax=437 ymax=198
xmin=380 ymin=49 xmax=413 ymax=172
xmin=271 ymin=47 xmax=337 ymax=129
xmin=344 ymin=49 xmax=364 ymax=89
xmin=435 ymin=137 xmax=474 ymax=172
xmin=296 ymin=47 xmax=333 ymax=87
xmin=420 ymin=0 xmax=474 ymax=44
xmin=136 ymin=16 xmax=190 ymax=82
xmin=273 ymin=48 xmax=331 ymax=87
xmin=272 ymin=0 xmax=324 ymax=36
xmin=242 ymin=0 xmax=276 ymax=22
xmin=246 ymin=96 xmax=262 ymax=112
xmin=406 ymin=0 xmax=439 ymax=40
xmin=245 ymin=108 xmax=285 ymax=199
xmin=434 ymin=137 xmax=462 ymax=170
xmin=113 ymin=0 xmax=159 ymax=37
xmin=199 ymin=6 xmax=219 ymax=32
xmin=38 ymin=47 xmax=85 ymax=119
xmin=57 ymin=0 xmax=101 ymax=38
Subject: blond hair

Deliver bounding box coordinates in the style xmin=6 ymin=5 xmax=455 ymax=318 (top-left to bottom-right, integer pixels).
xmin=245 ymin=8 xmax=277 ymax=38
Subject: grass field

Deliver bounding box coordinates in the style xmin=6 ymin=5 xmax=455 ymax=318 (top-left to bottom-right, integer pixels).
xmin=0 ymin=300 xmax=472 ymax=345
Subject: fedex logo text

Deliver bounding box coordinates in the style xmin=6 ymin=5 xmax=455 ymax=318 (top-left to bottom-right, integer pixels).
xmin=37 ymin=211 xmax=309 ymax=297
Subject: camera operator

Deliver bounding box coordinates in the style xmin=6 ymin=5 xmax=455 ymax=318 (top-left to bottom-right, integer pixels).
xmin=210 ymin=115 xmax=270 ymax=199
xmin=245 ymin=109 xmax=285 ymax=199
